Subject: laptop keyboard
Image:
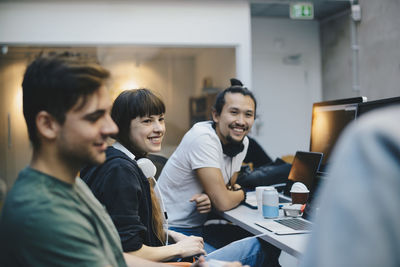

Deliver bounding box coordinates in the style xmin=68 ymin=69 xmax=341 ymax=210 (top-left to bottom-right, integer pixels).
xmin=274 ymin=218 xmax=312 ymax=231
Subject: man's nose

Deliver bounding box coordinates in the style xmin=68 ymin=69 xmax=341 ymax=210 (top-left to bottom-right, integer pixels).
xmin=235 ymin=114 xmax=245 ymax=125
xmin=103 ymin=115 xmax=118 ymax=136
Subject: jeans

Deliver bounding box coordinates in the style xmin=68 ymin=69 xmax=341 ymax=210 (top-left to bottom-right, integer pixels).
xmin=207 ymin=236 xmax=266 ymax=267
xmin=170 ymin=225 xmax=280 ymax=267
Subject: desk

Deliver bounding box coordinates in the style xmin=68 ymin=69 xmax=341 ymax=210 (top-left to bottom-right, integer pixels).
xmin=218 ymin=204 xmax=309 ymax=258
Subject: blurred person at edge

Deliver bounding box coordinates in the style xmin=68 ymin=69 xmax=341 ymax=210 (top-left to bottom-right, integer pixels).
xmin=300 ymin=106 xmax=400 ymax=267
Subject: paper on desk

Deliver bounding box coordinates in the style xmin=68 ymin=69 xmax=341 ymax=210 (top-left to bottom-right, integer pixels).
xmin=245 ymin=191 xmax=257 ymax=206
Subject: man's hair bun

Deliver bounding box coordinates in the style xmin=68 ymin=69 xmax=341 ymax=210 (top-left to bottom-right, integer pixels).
xmin=230 ymin=78 xmax=243 ymax=86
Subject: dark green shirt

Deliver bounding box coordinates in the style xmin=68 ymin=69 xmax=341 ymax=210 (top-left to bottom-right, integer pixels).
xmin=0 ymin=167 xmax=127 ymax=267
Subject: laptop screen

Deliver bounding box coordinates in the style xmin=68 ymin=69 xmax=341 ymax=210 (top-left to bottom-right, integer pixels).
xmin=288 ymin=151 xmax=323 ymax=192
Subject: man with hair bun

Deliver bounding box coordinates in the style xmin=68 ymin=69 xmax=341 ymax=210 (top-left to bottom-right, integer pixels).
xmin=157 ymin=78 xmax=281 ymax=267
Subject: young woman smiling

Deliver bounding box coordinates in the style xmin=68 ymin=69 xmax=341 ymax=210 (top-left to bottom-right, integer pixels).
xmin=80 ymin=89 xmax=206 ymax=262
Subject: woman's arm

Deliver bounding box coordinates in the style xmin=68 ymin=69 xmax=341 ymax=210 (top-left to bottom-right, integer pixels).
xmin=128 ymin=235 xmax=205 ymax=262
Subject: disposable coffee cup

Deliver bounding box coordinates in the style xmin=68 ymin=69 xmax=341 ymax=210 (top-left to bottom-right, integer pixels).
xmin=255 ymin=186 xmax=274 ymax=213
xmin=290 ymin=182 xmax=309 ymax=204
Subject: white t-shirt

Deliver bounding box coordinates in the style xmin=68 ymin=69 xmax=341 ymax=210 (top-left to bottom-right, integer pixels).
xmin=156 ymin=121 xmax=248 ymax=228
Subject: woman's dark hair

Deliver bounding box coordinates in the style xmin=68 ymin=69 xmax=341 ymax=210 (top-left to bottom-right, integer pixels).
xmin=22 ymin=55 xmax=110 ymax=149
xmin=213 ymin=78 xmax=257 ymax=119
xmin=111 ymin=89 xmax=165 ymax=152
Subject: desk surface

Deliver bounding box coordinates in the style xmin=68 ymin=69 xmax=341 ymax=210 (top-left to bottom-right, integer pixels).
xmin=219 ymin=203 xmax=310 ymax=258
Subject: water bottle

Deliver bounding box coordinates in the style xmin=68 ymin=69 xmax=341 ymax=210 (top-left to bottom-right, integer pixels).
xmin=262 ymin=188 xmax=279 ymax=218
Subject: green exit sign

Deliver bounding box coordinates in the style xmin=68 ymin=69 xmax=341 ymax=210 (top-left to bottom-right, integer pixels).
xmin=290 ymin=2 xmax=314 ymax=20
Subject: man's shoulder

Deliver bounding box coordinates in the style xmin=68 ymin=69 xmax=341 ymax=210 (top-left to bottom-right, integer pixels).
xmin=2 ymin=169 xmax=89 ymax=227
xmin=1 ymin=178 xmax=98 ymax=241
xmin=184 ymin=121 xmax=219 ymax=144
xmin=2 ymin=168 xmax=55 ymax=213
xmin=0 ymin=175 xmax=118 ymax=267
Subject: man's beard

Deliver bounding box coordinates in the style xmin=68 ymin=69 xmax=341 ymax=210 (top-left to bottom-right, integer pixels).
xmin=226 ymin=123 xmax=249 ymax=144
xmin=226 ymin=134 xmax=244 ymax=145
xmin=57 ymin=136 xmax=105 ymax=170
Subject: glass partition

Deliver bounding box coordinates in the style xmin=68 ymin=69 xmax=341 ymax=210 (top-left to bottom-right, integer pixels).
xmin=0 ymin=45 xmax=236 ymax=187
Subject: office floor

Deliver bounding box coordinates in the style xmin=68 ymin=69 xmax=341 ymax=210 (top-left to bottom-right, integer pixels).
xmin=279 ymin=251 xmax=298 ymax=267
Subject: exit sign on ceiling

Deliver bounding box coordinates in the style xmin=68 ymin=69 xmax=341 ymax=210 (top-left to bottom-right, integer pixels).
xmin=290 ymin=2 xmax=314 ymax=20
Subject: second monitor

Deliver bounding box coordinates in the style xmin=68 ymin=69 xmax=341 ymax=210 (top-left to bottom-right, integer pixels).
xmin=309 ymin=96 xmax=366 ymax=173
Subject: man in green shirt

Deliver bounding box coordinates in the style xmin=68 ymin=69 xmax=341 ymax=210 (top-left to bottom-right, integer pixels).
xmin=0 ymin=56 xmax=176 ymax=267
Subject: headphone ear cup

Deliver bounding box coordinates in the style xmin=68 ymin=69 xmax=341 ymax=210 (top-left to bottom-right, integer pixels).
xmin=222 ymin=142 xmax=244 ymax=157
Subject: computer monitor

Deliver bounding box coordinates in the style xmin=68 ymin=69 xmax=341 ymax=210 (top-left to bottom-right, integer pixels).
xmin=309 ymin=97 xmax=367 ymax=172
xmin=357 ymin=96 xmax=400 ymax=117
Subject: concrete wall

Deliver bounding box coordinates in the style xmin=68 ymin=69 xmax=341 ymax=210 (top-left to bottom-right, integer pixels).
xmin=320 ymin=12 xmax=358 ymax=100
xmin=251 ymin=17 xmax=322 ymax=159
xmin=320 ymin=0 xmax=400 ymax=101
xmin=358 ymin=0 xmax=400 ymax=100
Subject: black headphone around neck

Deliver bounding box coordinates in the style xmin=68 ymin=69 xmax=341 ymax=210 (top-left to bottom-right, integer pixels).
xmin=221 ymin=141 xmax=244 ymax=158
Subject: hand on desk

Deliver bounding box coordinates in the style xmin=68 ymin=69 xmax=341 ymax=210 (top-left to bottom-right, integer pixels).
xmin=190 ymin=193 xmax=212 ymax=214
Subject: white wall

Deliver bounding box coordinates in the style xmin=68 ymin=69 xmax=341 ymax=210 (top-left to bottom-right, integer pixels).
xmin=0 ymin=0 xmax=252 ymax=86
xmin=251 ymin=17 xmax=322 ymax=159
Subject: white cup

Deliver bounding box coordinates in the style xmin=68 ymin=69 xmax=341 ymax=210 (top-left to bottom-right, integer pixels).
xmin=255 ymin=186 xmax=274 ymax=214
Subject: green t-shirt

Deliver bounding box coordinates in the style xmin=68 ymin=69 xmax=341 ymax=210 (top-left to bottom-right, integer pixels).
xmin=0 ymin=167 xmax=127 ymax=267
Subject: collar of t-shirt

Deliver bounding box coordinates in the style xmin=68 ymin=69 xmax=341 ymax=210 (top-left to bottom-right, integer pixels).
xmin=112 ymin=142 xmax=136 ymax=161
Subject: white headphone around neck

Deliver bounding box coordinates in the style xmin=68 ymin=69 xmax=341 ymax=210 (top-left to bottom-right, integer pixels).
xmin=137 ymin=158 xmax=169 ymax=245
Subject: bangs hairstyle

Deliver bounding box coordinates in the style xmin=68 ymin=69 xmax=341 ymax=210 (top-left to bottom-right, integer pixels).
xmin=111 ymin=89 xmax=165 ymax=147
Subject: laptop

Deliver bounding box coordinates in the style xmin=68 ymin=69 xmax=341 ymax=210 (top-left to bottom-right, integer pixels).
xmin=286 ymin=151 xmax=323 ymax=195
xmin=254 ymin=151 xmax=323 ymax=235
xmin=255 ymin=217 xmax=312 ymax=235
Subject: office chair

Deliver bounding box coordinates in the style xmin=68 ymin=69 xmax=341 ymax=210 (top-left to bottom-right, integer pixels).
xmin=147 ymin=154 xmax=168 ymax=180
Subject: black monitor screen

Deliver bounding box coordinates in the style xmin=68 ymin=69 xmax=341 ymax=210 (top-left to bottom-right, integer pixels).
xmin=310 ymin=97 xmax=366 ymax=172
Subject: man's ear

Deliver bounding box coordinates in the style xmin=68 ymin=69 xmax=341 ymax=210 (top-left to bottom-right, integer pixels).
xmin=35 ymin=111 xmax=60 ymax=141
xmin=211 ymin=108 xmax=219 ymax=124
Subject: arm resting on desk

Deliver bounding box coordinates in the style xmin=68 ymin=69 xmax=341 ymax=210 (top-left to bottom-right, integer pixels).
xmin=196 ymin=168 xmax=245 ymax=211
